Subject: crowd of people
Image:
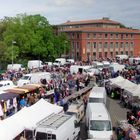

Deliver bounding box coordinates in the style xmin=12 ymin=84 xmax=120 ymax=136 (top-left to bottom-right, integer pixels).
xmin=0 ymin=63 xmax=92 ymax=120
xmin=1 ymin=58 xmax=140 ymax=140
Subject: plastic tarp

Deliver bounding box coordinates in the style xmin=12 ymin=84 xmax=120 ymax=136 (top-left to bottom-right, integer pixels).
xmin=121 ymin=80 xmax=137 ymax=96
xmin=0 ymin=107 xmax=27 ymax=140
xmin=0 ymin=92 xmax=19 ymax=101
xmin=19 ymin=84 xmax=41 ymax=92
xmin=110 ymin=76 xmax=137 ymax=96
xmin=4 ymin=88 xmax=28 ymax=94
xmin=129 ymin=85 xmax=140 ymax=97
xmin=120 ymin=79 xmax=137 ymax=91
xmin=110 ymin=76 xmax=126 ymax=86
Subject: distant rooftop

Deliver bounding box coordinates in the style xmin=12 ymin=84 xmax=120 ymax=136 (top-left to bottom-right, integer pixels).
xmin=60 ymin=17 xmax=121 ymax=26
xmin=61 ymin=27 xmax=140 ymax=34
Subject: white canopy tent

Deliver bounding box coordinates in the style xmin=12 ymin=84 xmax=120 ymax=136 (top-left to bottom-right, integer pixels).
xmin=0 ymin=99 xmax=63 ymax=139
xmin=121 ymin=80 xmax=137 ymax=93
xmin=0 ymin=107 xmax=27 ymax=140
xmin=110 ymin=76 xmax=137 ymax=97
xmin=110 ymin=76 xmax=125 ymax=84
xmin=123 ymin=82 xmax=138 ymax=96
xmin=130 ymin=85 xmax=140 ymax=97
xmin=110 ymin=76 xmax=126 ymax=87
xmin=23 ymin=98 xmax=63 ymax=130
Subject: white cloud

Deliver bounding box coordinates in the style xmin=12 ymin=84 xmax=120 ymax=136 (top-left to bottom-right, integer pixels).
xmin=46 ymin=0 xmax=94 ymax=7
xmin=0 ymin=0 xmax=139 ymax=28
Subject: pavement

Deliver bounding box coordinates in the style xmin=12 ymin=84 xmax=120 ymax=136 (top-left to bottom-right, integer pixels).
xmin=106 ymin=96 xmax=129 ymax=127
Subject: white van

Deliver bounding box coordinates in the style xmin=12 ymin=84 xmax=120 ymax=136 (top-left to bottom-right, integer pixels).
xmin=129 ymin=57 xmax=140 ymax=65
xmin=66 ymin=59 xmax=75 ymax=64
xmin=70 ymin=65 xmax=91 ymax=74
xmin=86 ymin=103 xmax=113 ymax=140
xmin=109 ymin=63 xmax=125 ymax=73
xmin=27 ymin=60 xmax=44 ymax=70
xmin=66 ymin=100 xmax=85 ymax=123
xmin=86 ymin=68 xmax=100 ymax=76
xmin=102 ymin=61 xmax=110 ymax=69
xmin=7 ymin=64 xmax=25 ymax=71
xmin=17 ymin=72 xmax=51 ymax=87
xmin=35 ymin=113 xmax=80 ymax=140
xmin=53 ymin=58 xmax=66 ymax=66
xmin=88 ymin=87 xmax=106 ymax=105
xmin=93 ymin=62 xmax=103 ymax=70
xmin=116 ymin=54 xmax=128 ymax=60
xmin=45 ymin=62 xmax=53 ymax=67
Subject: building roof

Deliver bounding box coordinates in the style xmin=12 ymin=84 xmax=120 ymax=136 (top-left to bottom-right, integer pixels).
xmin=61 ymin=27 xmax=140 ymax=34
xmin=59 ymin=18 xmax=121 ymax=26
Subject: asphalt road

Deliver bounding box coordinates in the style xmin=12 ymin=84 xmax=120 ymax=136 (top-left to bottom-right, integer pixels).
xmin=78 ymin=96 xmax=129 ymax=140
xmin=106 ymin=96 xmax=129 ymax=126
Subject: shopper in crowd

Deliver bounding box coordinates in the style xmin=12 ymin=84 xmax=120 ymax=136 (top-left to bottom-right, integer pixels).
xmin=19 ymin=96 xmax=26 ymax=109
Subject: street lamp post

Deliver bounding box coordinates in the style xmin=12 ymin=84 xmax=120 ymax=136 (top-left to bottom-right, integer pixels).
xmin=64 ymin=40 xmax=68 ymax=57
xmin=12 ymin=40 xmax=16 ymax=66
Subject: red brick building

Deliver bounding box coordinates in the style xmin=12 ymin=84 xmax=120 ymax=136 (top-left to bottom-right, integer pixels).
xmin=58 ymin=18 xmax=140 ymax=61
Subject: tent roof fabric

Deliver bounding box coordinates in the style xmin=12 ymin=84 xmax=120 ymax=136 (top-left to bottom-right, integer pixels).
xmin=0 ymin=99 xmax=63 ymax=140
xmin=0 ymin=92 xmax=18 ymax=101
xmin=110 ymin=76 xmax=125 ymax=85
xmin=110 ymin=76 xmax=138 ymax=96
xmin=4 ymin=88 xmax=27 ymax=94
xmin=23 ymin=99 xmax=63 ymax=130
xmin=0 ymin=107 xmax=27 ymax=140
xmin=19 ymin=84 xmax=41 ymax=92
xmin=4 ymin=84 xmax=41 ymax=94
xmin=130 ymin=85 xmax=140 ymax=97
xmin=13 ymin=88 xmax=29 ymax=93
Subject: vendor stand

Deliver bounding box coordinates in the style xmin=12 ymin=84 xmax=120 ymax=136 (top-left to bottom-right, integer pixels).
xmin=0 ymin=92 xmax=19 ymax=119
xmin=116 ymin=120 xmax=140 ymax=140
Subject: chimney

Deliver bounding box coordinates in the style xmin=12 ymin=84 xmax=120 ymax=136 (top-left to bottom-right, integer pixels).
xmin=102 ymin=17 xmax=109 ymax=20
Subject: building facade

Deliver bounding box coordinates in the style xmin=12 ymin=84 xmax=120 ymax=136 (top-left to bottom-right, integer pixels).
xmin=58 ymin=18 xmax=140 ymax=61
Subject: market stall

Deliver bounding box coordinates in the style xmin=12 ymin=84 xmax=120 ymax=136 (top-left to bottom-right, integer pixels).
xmin=20 ymin=84 xmax=42 ymax=92
xmin=0 ymin=99 xmax=63 ymax=140
xmin=0 ymin=92 xmax=19 ymax=118
xmin=4 ymin=87 xmax=29 ymax=94
xmin=23 ymin=98 xmax=63 ymax=130
xmin=116 ymin=120 xmax=140 ymax=140
xmin=0 ymin=107 xmax=27 ymax=140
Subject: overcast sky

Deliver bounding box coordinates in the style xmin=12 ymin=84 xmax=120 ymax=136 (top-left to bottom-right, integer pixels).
xmin=0 ymin=0 xmax=140 ymax=29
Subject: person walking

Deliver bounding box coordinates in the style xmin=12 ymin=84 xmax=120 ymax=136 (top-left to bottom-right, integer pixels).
xmin=76 ymin=78 xmax=80 ymax=91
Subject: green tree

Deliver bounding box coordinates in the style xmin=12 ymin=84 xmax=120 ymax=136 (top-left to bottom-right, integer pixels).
xmin=54 ymin=32 xmax=70 ymax=58
xmin=0 ymin=14 xmax=70 ymax=66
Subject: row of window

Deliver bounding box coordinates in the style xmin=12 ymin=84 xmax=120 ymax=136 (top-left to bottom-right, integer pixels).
xmin=87 ymin=33 xmax=133 ymax=39
xmin=86 ymin=42 xmax=134 ymax=49
xmin=88 ymin=51 xmax=133 ymax=57
xmin=68 ymin=33 xmax=134 ymax=39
